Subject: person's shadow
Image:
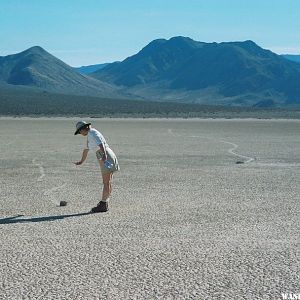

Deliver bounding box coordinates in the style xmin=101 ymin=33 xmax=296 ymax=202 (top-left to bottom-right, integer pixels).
xmin=0 ymin=212 xmax=92 ymax=225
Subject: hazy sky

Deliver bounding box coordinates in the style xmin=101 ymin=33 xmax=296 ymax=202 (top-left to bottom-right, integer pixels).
xmin=0 ymin=0 xmax=299 ymax=66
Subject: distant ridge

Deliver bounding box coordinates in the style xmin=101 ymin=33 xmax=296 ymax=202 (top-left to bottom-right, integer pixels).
xmin=282 ymin=54 xmax=300 ymax=64
xmin=75 ymin=63 xmax=110 ymax=74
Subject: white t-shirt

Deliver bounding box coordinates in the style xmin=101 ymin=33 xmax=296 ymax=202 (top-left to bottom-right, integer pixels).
xmin=85 ymin=128 xmax=109 ymax=151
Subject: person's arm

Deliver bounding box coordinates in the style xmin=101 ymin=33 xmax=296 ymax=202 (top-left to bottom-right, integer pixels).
xmin=98 ymin=144 xmax=112 ymax=169
xmin=98 ymin=143 xmax=107 ymax=161
xmin=74 ymin=149 xmax=89 ymax=165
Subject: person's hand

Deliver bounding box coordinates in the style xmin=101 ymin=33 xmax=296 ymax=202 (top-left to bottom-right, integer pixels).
xmin=104 ymin=160 xmax=112 ymax=169
xmin=74 ymin=161 xmax=82 ymax=166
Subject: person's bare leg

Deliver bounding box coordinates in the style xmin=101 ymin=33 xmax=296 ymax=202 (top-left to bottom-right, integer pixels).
xmin=90 ymin=163 xmax=113 ymax=212
xmin=102 ymin=172 xmax=112 ymax=201
xmin=109 ymin=173 xmax=113 ymax=197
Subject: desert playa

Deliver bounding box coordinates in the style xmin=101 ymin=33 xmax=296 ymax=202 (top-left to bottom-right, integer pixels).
xmin=1 ymin=118 xmax=299 ymax=299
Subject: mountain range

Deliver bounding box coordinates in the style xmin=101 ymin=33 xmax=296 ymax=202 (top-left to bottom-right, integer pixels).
xmin=0 ymin=46 xmax=123 ymax=98
xmin=1 ymin=37 xmax=300 ymax=108
xmin=92 ymin=37 xmax=300 ymax=107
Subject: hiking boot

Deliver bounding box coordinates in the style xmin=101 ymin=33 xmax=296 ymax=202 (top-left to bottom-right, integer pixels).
xmin=90 ymin=201 xmax=108 ymax=213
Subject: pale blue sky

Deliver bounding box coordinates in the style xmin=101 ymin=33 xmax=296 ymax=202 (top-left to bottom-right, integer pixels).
xmin=0 ymin=0 xmax=299 ymax=66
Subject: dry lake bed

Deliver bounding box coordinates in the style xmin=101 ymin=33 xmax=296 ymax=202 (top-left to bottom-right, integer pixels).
xmin=0 ymin=118 xmax=299 ymax=300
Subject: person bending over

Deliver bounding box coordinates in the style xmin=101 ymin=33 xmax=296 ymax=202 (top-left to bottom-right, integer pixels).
xmin=74 ymin=121 xmax=119 ymax=213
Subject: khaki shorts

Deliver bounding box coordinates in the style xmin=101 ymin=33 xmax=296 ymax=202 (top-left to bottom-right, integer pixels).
xmin=96 ymin=147 xmax=120 ymax=175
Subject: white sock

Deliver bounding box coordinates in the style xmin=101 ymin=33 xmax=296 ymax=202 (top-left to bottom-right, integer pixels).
xmin=102 ymin=198 xmax=110 ymax=203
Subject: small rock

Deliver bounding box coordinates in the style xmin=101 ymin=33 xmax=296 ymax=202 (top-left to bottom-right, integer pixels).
xmin=60 ymin=201 xmax=67 ymax=206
